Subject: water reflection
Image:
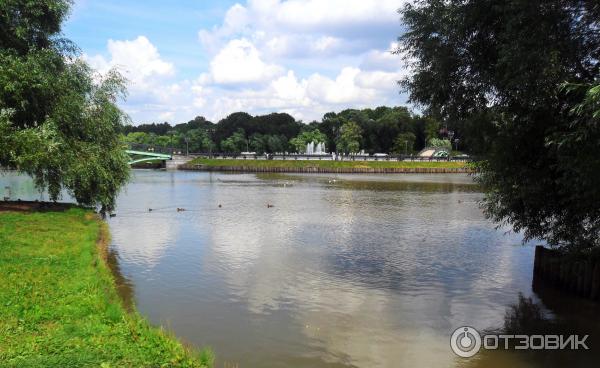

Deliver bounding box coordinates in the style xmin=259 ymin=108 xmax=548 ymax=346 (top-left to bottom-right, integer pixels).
xmin=105 ymin=171 xmax=537 ymax=368
xmin=105 ymin=247 xmax=136 ymax=312
xmin=462 ymin=288 xmax=600 ymax=368
xmin=3 ymin=171 xmax=597 ymax=367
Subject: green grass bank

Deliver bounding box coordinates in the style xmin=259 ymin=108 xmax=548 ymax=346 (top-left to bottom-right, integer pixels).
xmin=184 ymin=158 xmax=470 ymax=173
xmin=0 ymin=208 xmax=213 ymax=368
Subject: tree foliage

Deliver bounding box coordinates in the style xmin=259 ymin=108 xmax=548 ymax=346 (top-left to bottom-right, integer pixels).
xmin=220 ymin=129 xmax=247 ymax=153
xmin=248 ymin=133 xmax=288 ymax=154
xmin=319 ymin=106 xmax=440 ymax=153
xmin=289 ymin=129 xmax=327 ymax=153
xmin=211 ymin=112 xmax=300 ymax=151
xmin=0 ymin=0 xmax=130 ymax=211
xmin=124 ymin=106 xmax=445 ymax=155
xmin=336 ymin=121 xmax=363 ymax=154
xmin=392 ymin=132 xmax=416 ymax=154
xmin=123 ymin=122 xmax=172 ymax=135
xmin=399 ymin=0 xmax=600 ymax=250
xmin=427 ymin=138 xmax=451 ymax=151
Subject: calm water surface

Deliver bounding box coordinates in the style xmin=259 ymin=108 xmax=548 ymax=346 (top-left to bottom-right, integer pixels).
xmin=3 ymin=170 xmax=599 ymax=367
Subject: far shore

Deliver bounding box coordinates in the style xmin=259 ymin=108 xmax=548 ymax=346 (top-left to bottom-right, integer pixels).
xmin=180 ymin=158 xmax=473 ymax=174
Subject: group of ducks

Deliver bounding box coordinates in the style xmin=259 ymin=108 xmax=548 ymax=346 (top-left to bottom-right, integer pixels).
xmin=145 ymin=203 xmax=275 ymax=212
xmin=114 ymin=199 xmax=464 ymax=217
xmin=147 ymin=207 xmax=188 ymax=212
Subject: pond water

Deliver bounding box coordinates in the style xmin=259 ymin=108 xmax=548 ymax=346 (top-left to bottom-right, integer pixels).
xmin=2 ymin=170 xmax=599 ymax=367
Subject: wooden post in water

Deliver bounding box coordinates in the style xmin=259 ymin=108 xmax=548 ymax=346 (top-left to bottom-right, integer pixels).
xmin=570 ymin=262 xmax=579 ymax=293
xmin=591 ymin=262 xmax=600 ymax=300
xmin=583 ymin=261 xmax=593 ymax=297
xmin=533 ymin=246 xmax=600 ymax=301
xmin=533 ymin=245 xmax=544 ymax=276
xmin=559 ymin=260 xmax=567 ymax=287
xmin=577 ymin=261 xmax=585 ymax=295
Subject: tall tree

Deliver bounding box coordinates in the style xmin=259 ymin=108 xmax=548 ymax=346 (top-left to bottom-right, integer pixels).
xmin=123 ymin=122 xmax=172 ymax=135
xmin=173 ymin=115 xmax=213 ymax=133
xmin=398 ymin=0 xmax=600 ymax=250
xmin=249 ymin=112 xmax=301 ymax=139
xmin=220 ymin=129 xmax=247 ymax=153
xmin=0 ymin=0 xmax=130 ymax=211
xmin=213 ymin=112 xmax=252 ymax=150
xmin=392 ymin=132 xmax=416 ymax=155
xmin=336 ymin=121 xmax=363 ymax=154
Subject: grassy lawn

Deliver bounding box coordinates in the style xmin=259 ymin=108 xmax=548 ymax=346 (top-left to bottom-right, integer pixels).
xmin=188 ymin=158 xmax=467 ymax=169
xmin=0 ymin=208 xmax=213 ymax=368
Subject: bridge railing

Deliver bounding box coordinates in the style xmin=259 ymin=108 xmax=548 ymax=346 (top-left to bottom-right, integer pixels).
xmin=126 ymin=143 xmax=183 ymax=155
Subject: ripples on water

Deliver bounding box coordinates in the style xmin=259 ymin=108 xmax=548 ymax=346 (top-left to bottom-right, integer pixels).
xmin=107 ymin=171 xmax=530 ymax=368
xmin=3 ymin=170 xmax=599 ymax=368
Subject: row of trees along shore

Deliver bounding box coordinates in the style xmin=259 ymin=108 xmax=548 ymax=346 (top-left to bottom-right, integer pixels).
xmin=123 ymin=107 xmax=456 ymax=155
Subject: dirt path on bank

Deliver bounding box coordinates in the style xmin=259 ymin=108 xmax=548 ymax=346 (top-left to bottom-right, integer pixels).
xmin=0 ymin=200 xmax=76 ymax=212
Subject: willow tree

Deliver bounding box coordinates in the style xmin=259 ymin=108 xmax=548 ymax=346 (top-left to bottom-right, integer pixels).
xmin=0 ymin=0 xmax=130 ymax=212
xmin=398 ymin=1 xmax=600 ymax=251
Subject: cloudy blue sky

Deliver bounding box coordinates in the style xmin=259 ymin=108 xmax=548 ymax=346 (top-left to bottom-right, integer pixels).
xmin=64 ymin=0 xmax=409 ymax=125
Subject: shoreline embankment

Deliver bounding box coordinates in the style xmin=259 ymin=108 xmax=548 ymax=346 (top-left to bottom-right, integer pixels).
xmin=179 ymin=158 xmax=473 ymax=174
xmin=0 ymin=204 xmax=213 ymax=367
xmin=180 ymin=164 xmax=472 ymax=174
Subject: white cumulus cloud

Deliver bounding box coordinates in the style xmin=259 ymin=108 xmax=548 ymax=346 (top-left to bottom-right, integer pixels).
xmin=209 ymin=38 xmax=284 ymax=85
xmin=87 ymin=1 xmax=411 ymax=124
xmin=84 ymin=36 xmax=190 ymax=121
xmin=198 ymin=0 xmax=407 ymax=58
xmin=85 ymin=36 xmax=174 ymax=88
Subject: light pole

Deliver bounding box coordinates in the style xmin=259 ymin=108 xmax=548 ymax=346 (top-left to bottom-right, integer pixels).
xmin=184 ymin=136 xmax=189 ymax=156
xmin=167 ymin=130 xmax=176 ymax=154
xmin=333 ymin=126 xmax=341 ymax=161
xmin=208 ymin=128 xmax=215 ymax=158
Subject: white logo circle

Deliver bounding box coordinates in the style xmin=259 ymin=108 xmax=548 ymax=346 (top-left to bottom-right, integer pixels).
xmin=450 ymin=326 xmax=482 ymax=358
